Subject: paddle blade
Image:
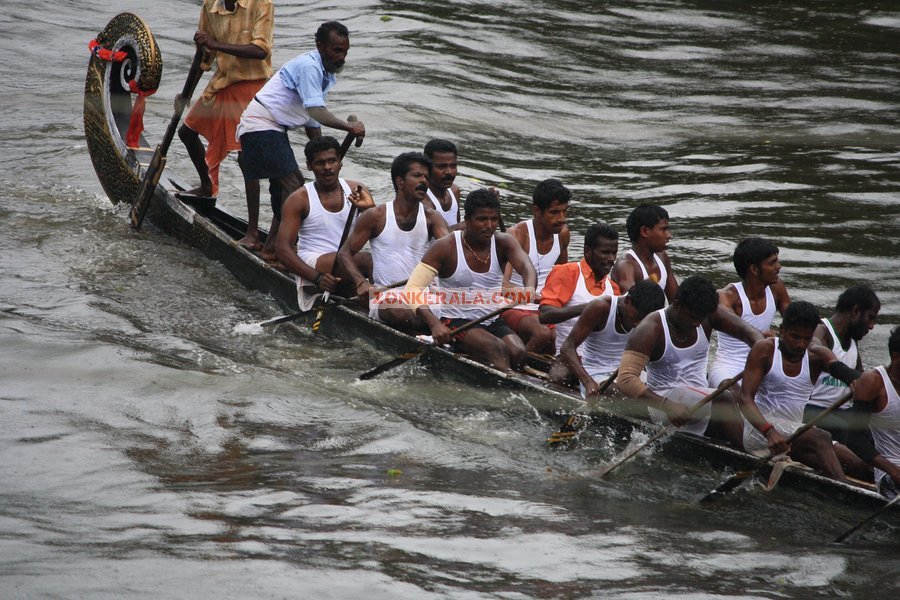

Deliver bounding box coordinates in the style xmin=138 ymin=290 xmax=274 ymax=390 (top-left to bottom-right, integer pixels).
xmin=698 ymin=468 xmax=757 ymax=503
xmin=130 ymin=147 xmax=165 ymax=229
xmin=259 ymin=311 xmax=303 ymax=328
xmin=358 ymin=349 xmax=424 ymax=381
xmin=547 ymin=415 xmax=586 ymax=447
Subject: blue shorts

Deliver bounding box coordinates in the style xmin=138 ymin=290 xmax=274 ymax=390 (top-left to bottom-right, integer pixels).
xmin=239 ymin=129 xmax=298 ymax=180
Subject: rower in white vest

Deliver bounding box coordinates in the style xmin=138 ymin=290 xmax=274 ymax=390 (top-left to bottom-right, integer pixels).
xmin=502 ymin=179 xmax=571 ymax=354
xmin=337 ymin=152 xmax=449 ymax=331
xmin=610 ymin=203 xmax=678 ymax=304
xmin=275 ymin=136 xmax=374 ymax=310
xmin=422 ymin=138 xmax=461 ymax=228
xmin=708 ymin=237 xmax=791 ymax=392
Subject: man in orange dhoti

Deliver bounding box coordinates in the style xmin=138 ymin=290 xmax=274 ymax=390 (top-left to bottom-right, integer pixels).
xmin=178 ymin=0 xmax=273 ymax=249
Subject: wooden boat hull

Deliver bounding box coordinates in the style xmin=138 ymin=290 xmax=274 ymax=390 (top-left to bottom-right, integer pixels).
xmin=84 ymin=13 xmax=895 ymax=516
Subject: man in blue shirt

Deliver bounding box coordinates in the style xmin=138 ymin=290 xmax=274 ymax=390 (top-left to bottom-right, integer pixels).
xmin=237 ymin=20 xmax=366 ymax=263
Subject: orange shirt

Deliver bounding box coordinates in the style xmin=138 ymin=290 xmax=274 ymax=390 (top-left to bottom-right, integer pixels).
xmin=199 ymin=0 xmax=274 ymax=103
xmin=540 ymin=258 xmax=620 ymax=307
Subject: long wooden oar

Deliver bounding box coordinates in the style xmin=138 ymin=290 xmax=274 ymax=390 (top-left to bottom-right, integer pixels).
xmin=834 ymin=493 xmax=900 ymax=543
xmin=547 ymin=370 xmax=619 ymax=446
xmin=358 ymin=303 xmax=519 ymax=381
xmin=312 ymin=116 xmax=361 ymax=334
xmin=130 ymin=47 xmax=205 ymax=229
xmin=595 ymin=372 xmax=743 ymax=477
xmin=699 ymin=388 xmax=854 ymax=503
xmin=255 ymin=278 xmax=408 ymax=329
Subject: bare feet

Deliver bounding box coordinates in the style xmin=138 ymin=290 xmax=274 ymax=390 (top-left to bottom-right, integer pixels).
xmin=237 ymin=231 xmax=263 ymax=251
xmin=182 ymin=184 xmax=214 ymax=199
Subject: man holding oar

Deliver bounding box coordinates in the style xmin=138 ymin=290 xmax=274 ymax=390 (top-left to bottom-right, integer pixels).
xmin=238 ymin=21 xmax=366 ymax=263
xmin=177 ymin=0 xmax=273 ymax=206
xmin=804 ymin=286 xmax=880 ymax=453
xmin=843 ymin=326 xmax=900 ymax=498
xmin=275 ymin=136 xmax=374 ymax=307
xmin=738 ymin=301 xmax=862 ymax=480
xmin=403 ymin=189 xmax=537 ymax=372
xmin=708 ymin=237 xmax=791 ymax=393
xmin=337 ymin=152 xmax=449 ymax=330
xmin=616 ymin=275 xmax=764 ymax=444
xmin=560 ymin=280 xmax=665 ymax=398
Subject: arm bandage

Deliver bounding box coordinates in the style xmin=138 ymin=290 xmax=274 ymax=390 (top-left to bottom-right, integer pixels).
xmin=616 ymin=350 xmax=650 ymax=399
xmin=404 ymin=262 xmax=438 ymax=311
xmin=827 ymin=361 xmax=861 ymax=386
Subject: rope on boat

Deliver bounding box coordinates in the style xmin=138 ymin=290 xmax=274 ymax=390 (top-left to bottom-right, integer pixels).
xmin=88 ymin=38 xmax=128 ymax=62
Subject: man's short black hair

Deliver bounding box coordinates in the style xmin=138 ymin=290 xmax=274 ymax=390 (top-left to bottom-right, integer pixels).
xmin=583 ymin=223 xmax=618 ymax=251
xmin=532 ymin=179 xmax=571 ymax=211
xmin=835 ymin=285 xmax=879 ymax=314
xmin=423 ymin=139 xmax=458 ymax=158
xmin=304 ymin=136 xmax=341 ymax=163
xmin=889 ymin=326 xmax=900 ymax=357
xmin=733 ymin=237 xmax=779 ymax=279
xmin=625 ymin=203 xmax=669 ymax=243
xmin=676 ymin=275 xmax=718 ymax=317
xmin=629 ymin=279 xmax=666 ymax=318
xmin=316 ymin=21 xmax=349 ymax=44
xmin=464 ymin=188 xmax=501 ymax=219
xmin=390 ymin=152 xmax=432 ymax=191
xmin=782 ymin=300 xmax=821 ymax=331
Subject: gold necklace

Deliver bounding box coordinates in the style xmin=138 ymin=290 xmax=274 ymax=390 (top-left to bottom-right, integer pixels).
xmin=463 ymin=235 xmax=490 ymax=265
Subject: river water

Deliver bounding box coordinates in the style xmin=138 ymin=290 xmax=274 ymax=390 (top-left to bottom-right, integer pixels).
xmin=2 ymin=0 xmax=899 ymax=597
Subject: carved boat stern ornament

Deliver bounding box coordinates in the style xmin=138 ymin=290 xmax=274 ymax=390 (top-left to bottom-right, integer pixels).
xmin=84 ymin=12 xmax=162 ymax=205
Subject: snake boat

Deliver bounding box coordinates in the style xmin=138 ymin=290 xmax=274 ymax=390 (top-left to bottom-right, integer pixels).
xmin=84 ymin=12 xmax=897 ymax=519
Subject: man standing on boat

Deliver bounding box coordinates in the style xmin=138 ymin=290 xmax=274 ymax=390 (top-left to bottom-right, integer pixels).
xmin=422 ymin=139 xmax=462 ymax=228
xmin=737 ymin=301 xmax=863 ymax=481
xmin=238 ymin=20 xmax=366 ymax=263
xmin=337 ymin=152 xmax=449 ymax=330
xmin=610 ymin=203 xmax=678 ymax=302
xmin=177 ymin=0 xmax=273 ymax=210
xmin=616 ymin=275 xmax=763 ymax=445
xmin=843 ymin=326 xmax=900 ymax=498
xmin=708 ymin=237 xmax=791 ymax=392
xmin=539 ymin=223 xmax=621 ymax=383
xmin=275 ymin=136 xmax=374 ymax=302
xmin=501 ymin=179 xmax=571 ymax=354
xmin=560 ymin=280 xmax=665 ymax=398
xmin=404 ymin=189 xmax=537 ymax=372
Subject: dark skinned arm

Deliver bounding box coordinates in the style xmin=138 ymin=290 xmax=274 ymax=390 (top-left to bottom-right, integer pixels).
xmin=560 ymin=299 xmax=609 ymax=395
xmin=336 ymin=207 xmax=381 ymax=295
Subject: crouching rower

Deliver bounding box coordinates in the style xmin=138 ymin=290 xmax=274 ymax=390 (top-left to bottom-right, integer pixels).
xmin=404 ymin=189 xmax=537 ymax=371
xmin=337 ymin=152 xmax=450 ymax=330
xmin=275 ymin=136 xmax=374 ymax=306
xmin=845 ymin=326 xmax=900 ymax=498
xmin=560 ymin=279 xmax=665 ymax=398
xmin=616 ymin=275 xmax=764 ymax=444
xmin=739 ymin=301 xmax=863 ymax=480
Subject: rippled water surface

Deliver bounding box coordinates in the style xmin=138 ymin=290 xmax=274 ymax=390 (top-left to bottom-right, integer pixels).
xmin=2 ymin=0 xmax=899 ymax=597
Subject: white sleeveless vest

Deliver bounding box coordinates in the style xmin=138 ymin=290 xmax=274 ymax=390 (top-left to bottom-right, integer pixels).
xmin=646 ymin=308 xmax=709 ymax=391
xmin=554 ymin=267 xmax=615 ymax=354
xmin=370 ymin=202 xmax=430 ymax=287
xmin=626 ymin=248 xmax=667 ymax=292
xmin=871 ymin=366 xmax=900 ymax=488
xmin=752 ymin=338 xmax=813 ymax=434
xmin=439 ymin=231 xmax=504 ymax=322
xmin=808 ymin=318 xmax=858 ymax=409
xmin=509 ymin=219 xmax=560 ymax=310
xmin=296 ymin=179 xmax=354 ymax=265
xmin=425 ymin=188 xmax=459 ymax=227
xmin=581 ymin=295 xmax=629 ymax=379
xmin=709 ymin=282 xmax=776 ymax=386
